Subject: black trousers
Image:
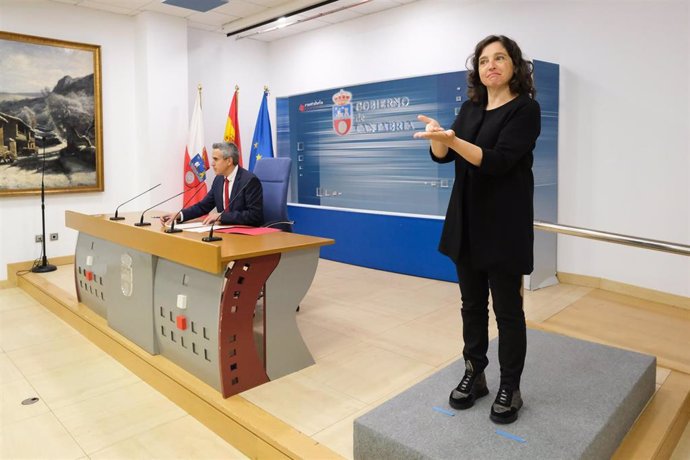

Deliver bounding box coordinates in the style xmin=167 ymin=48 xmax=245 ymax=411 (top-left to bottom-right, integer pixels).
xmin=456 ymin=263 xmax=526 ymax=390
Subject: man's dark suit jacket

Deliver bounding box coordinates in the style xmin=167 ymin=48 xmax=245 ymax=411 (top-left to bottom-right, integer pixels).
xmin=181 ymin=167 xmax=263 ymax=226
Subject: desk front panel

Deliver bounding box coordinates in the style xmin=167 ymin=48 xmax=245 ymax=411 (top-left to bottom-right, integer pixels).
xmin=75 ymin=233 xmax=158 ymax=355
xmin=154 ymin=259 xmax=225 ymax=391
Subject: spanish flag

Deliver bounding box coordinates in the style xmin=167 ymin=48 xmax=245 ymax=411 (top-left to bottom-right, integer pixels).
xmin=223 ymin=86 xmax=242 ymax=167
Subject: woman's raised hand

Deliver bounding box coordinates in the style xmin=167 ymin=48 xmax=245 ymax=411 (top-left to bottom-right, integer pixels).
xmin=414 ymin=115 xmax=455 ymax=142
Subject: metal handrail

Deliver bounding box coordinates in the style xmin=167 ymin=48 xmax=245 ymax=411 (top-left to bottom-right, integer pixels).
xmin=534 ymin=220 xmax=690 ymax=257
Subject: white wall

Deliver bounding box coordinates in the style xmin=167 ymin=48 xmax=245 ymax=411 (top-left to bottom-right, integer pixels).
xmin=135 ymin=11 xmax=189 ymax=201
xmin=266 ymin=0 xmax=690 ymax=297
xmin=0 ymin=0 xmax=141 ymax=279
xmin=0 ymin=0 xmax=268 ymax=279
xmin=187 ymin=29 xmax=270 ymax=173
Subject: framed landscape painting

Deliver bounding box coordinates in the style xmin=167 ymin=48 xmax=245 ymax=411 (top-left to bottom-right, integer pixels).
xmin=0 ymin=31 xmax=103 ymax=196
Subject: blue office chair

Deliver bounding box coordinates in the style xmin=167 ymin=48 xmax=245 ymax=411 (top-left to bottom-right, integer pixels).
xmin=253 ymin=157 xmax=298 ymax=309
xmin=253 ymin=157 xmax=293 ymax=232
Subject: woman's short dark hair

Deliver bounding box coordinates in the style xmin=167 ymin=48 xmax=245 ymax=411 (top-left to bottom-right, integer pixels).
xmin=466 ymin=35 xmax=536 ymax=104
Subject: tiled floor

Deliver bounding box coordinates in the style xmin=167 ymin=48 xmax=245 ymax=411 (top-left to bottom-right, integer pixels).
xmin=1 ymin=260 xmax=689 ymax=459
xmin=0 ymin=286 xmax=247 ymax=460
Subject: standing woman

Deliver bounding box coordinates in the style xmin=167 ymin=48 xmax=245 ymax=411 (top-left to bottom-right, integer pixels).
xmin=414 ymin=35 xmax=540 ymax=424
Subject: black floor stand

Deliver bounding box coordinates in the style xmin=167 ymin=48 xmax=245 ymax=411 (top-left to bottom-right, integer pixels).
xmin=32 ymin=138 xmax=56 ymax=274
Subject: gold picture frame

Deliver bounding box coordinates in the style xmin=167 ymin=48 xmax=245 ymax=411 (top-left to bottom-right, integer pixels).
xmin=0 ymin=31 xmax=103 ymax=196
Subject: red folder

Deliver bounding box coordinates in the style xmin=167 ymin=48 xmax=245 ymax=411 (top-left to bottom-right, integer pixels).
xmin=215 ymin=227 xmax=282 ymax=236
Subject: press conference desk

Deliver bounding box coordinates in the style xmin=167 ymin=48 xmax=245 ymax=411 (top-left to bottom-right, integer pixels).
xmin=65 ymin=210 xmax=333 ymax=397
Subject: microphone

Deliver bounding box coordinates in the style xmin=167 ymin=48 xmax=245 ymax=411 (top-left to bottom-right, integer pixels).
xmin=202 ymin=219 xmax=222 ymax=242
xmin=201 ymin=179 xmax=253 ymax=242
xmin=165 ymin=182 xmax=208 ymax=233
xmin=135 ymin=181 xmax=205 ymax=227
xmin=110 ymin=183 xmax=161 ymax=220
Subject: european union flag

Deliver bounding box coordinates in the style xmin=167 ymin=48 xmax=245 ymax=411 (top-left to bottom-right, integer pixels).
xmin=249 ymin=90 xmax=274 ymax=171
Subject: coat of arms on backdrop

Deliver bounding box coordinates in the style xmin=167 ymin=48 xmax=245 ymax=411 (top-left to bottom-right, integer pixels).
xmin=332 ymin=89 xmax=353 ymax=136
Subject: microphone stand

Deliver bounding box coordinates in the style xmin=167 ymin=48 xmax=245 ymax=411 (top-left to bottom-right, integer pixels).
xmin=110 ymin=183 xmax=161 ymax=220
xmin=135 ymin=181 xmax=205 ymax=227
xmin=200 ymin=178 xmax=252 ymax=241
xmin=32 ymin=135 xmax=56 ymax=273
xmin=164 ymin=214 xmax=183 ymax=233
xmin=135 ymin=190 xmax=186 ymax=227
xmin=165 ymin=182 xmax=207 ymax=233
xmin=201 ymin=219 xmax=222 ymax=242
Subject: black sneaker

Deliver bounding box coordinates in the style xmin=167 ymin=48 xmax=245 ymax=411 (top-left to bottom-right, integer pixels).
xmin=449 ymin=360 xmax=489 ymax=410
xmin=490 ymin=387 xmax=523 ymax=424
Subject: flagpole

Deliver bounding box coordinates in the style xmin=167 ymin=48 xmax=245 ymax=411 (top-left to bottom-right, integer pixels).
xmin=183 ymin=83 xmax=209 ymax=206
xmin=249 ymin=85 xmax=274 ymax=171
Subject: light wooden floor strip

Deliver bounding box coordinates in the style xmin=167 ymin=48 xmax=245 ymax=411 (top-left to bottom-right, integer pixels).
xmin=613 ymin=371 xmax=690 ymax=459
xmin=539 ymin=289 xmax=690 ymax=374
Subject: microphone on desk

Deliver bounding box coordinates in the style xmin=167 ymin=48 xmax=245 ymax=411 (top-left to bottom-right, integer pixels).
xmin=165 ymin=182 xmax=208 ymax=234
xmin=135 ymin=182 xmax=205 ymax=227
xmin=201 ymin=180 xmax=252 ymax=242
xmin=110 ymin=183 xmax=161 ymax=221
xmin=202 ymin=219 xmax=222 ymax=242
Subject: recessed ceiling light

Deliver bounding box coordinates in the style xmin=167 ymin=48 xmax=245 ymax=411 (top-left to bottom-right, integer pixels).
xmin=227 ymin=0 xmax=341 ymax=38
xmin=161 ymin=0 xmax=228 ymax=13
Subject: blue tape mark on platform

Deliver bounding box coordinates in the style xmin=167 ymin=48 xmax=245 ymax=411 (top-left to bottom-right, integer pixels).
xmin=354 ymin=330 xmax=656 ymax=459
xmin=432 ymin=406 xmax=455 ymax=416
xmin=496 ymin=429 xmax=526 ymax=443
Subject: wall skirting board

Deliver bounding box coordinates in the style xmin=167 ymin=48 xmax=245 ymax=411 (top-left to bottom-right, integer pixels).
xmin=557 ymin=272 xmax=689 ymax=312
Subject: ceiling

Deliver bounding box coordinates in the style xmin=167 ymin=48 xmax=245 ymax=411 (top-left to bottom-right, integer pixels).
xmin=46 ymin=0 xmax=417 ymax=41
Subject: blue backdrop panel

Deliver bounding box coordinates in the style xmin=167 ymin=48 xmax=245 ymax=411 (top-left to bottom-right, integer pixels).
xmin=289 ymin=205 xmax=457 ymax=282
xmin=278 ymin=73 xmax=461 ymax=216
xmin=279 ymin=62 xmax=559 ymax=283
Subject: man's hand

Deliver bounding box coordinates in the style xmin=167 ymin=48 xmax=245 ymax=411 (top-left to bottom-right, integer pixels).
xmin=160 ymin=212 xmax=178 ymax=226
xmin=202 ymin=212 xmax=221 ymax=225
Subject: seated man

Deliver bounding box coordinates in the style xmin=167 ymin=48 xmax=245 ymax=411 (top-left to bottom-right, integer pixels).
xmin=161 ymin=141 xmax=263 ymax=226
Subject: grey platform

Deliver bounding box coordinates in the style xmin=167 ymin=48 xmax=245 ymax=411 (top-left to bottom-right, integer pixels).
xmin=354 ymin=329 xmax=656 ymax=460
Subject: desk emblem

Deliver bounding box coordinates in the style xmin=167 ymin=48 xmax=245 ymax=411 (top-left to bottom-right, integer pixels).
xmin=120 ymin=253 xmax=133 ymax=297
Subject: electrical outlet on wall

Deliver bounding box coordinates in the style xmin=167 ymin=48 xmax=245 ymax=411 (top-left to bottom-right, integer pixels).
xmin=49 ymin=233 xmax=59 ymax=241
xmin=35 ymin=235 xmax=43 ymax=243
